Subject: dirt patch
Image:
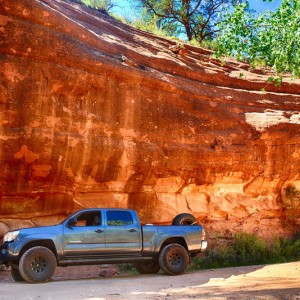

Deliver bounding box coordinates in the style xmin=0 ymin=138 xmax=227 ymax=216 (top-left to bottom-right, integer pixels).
xmin=0 ymin=265 xmax=120 ymax=283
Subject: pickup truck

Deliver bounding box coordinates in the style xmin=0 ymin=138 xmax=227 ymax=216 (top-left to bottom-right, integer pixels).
xmin=0 ymin=208 xmax=207 ymax=283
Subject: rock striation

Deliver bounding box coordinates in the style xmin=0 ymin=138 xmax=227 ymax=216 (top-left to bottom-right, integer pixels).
xmin=0 ymin=0 xmax=300 ymax=239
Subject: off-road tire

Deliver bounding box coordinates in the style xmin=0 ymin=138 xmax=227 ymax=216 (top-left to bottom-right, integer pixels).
xmin=159 ymin=243 xmax=189 ymax=275
xmin=19 ymin=246 xmax=57 ymax=283
xmin=172 ymin=213 xmax=197 ymax=225
xmin=135 ymin=261 xmax=160 ymax=274
xmin=11 ymin=265 xmax=25 ymax=282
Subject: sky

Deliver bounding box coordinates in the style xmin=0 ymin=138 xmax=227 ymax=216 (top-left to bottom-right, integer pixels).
xmin=248 ymin=0 xmax=282 ymax=12
xmin=112 ymin=0 xmax=283 ymax=19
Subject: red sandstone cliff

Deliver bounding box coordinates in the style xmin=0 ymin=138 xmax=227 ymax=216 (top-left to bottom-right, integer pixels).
xmin=0 ymin=0 xmax=300 ymax=239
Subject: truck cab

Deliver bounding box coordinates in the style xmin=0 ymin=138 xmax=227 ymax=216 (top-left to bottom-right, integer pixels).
xmin=62 ymin=209 xmax=142 ymax=258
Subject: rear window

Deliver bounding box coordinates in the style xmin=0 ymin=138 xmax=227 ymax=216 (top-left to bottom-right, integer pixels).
xmin=106 ymin=211 xmax=133 ymax=226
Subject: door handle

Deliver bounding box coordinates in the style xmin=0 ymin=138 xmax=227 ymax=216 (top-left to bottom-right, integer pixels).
xmin=95 ymin=229 xmax=104 ymax=233
xmin=128 ymin=229 xmax=137 ymax=232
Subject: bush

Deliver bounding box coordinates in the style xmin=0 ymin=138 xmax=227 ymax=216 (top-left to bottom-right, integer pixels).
xmin=232 ymin=232 xmax=268 ymax=265
xmin=118 ymin=263 xmax=137 ymax=274
xmin=269 ymin=234 xmax=300 ymax=263
xmin=190 ymin=232 xmax=300 ymax=271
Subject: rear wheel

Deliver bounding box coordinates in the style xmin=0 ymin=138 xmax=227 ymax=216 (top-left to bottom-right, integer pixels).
xmin=172 ymin=213 xmax=197 ymax=225
xmin=19 ymin=246 xmax=57 ymax=283
xmin=135 ymin=261 xmax=160 ymax=274
xmin=159 ymin=243 xmax=189 ymax=275
xmin=11 ymin=265 xmax=25 ymax=282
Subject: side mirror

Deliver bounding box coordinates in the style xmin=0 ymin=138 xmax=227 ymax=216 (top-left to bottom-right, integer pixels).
xmin=67 ymin=217 xmax=77 ymax=228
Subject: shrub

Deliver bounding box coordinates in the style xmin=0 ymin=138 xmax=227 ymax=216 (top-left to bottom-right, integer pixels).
xmin=118 ymin=263 xmax=137 ymax=275
xmin=190 ymin=231 xmax=300 ymax=271
xmin=232 ymin=232 xmax=268 ymax=265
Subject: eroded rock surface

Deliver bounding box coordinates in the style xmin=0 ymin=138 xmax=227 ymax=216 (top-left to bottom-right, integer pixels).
xmin=0 ymin=0 xmax=299 ymax=239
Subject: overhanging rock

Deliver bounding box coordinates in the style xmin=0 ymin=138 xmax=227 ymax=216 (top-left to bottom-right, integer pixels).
xmin=0 ymin=0 xmax=300 ymax=238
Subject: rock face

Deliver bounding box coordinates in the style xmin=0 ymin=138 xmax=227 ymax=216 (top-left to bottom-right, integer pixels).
xmin=0 ymin=0 xmax=299 ymax=239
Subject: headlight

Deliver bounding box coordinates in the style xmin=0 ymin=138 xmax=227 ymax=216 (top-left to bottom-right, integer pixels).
xmin=3 ymin=230 xmax=19 ymax=243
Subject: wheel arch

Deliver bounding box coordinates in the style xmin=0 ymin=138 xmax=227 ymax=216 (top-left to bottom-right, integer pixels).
xmin=19 ymin=239 xmax=57 ymax=259
xmin=159 ymin=237 xmax=188 ymax=253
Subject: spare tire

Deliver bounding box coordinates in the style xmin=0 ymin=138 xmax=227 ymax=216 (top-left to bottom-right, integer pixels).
xmin=172 ymin=213 xmax=197 ymax=225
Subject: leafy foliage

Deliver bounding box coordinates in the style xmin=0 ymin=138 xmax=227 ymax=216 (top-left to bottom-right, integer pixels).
xmin=189 ymin=232 xmax=300 ymax=270
xmin=216 ymin=0 xmax=300 ymax=78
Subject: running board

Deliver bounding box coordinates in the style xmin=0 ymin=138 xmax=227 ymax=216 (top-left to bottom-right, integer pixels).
xmin=58 ymin=256 xmax=154 ymax=266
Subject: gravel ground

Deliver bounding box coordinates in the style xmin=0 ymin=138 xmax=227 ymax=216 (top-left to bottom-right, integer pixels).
xmin=0 ymin=262 xmax=300 ymax=299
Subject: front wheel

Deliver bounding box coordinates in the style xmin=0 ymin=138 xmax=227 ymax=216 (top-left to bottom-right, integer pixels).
xmin=19 ymin=246 xmax=57 ymax=283
xmin=135 ymin=261 xmax=160 ymax=274
xmin=159 ymin=243 xmax=189 ymax=275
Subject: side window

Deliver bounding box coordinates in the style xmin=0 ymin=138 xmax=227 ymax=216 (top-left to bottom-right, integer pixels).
xmin=106 ymin=211 xmax=133 ymax=226
xmin=74 ymin=211 xmax=102 ymax=227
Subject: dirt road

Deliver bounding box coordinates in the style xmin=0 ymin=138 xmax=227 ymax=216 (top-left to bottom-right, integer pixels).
xmin=0 ymin=262 xmax=300 ymax=300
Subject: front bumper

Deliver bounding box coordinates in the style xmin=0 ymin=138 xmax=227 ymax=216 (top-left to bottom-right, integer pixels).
xmin=0 ymin=243 xmax=9 ymax=265
xmin=201 ymin=240 xmax=208 ymax=252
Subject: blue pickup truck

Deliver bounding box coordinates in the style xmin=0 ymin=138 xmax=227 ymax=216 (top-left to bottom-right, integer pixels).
xmin=0 ymin=208 xmax=207 ymax=283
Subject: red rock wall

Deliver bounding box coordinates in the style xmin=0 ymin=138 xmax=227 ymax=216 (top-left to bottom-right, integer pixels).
xmin=0 ymin=0 xmax=300 ymax=239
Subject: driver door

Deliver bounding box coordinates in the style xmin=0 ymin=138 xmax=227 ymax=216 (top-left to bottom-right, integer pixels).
xmin=63 ymin=210 xmax=105 ymax=257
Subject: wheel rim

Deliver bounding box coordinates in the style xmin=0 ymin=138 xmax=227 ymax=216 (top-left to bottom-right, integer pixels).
xmin=30 ymin=256 xmax=47 ymax=274
xmin=167 ymin=250 xmax=183 ymax=267
xmin=180 ymin=220 xmax=193 ymax=225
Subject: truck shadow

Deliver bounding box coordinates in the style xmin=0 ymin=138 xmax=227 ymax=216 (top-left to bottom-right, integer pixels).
xmin=51 ymin=264 xmax=262 ymax=282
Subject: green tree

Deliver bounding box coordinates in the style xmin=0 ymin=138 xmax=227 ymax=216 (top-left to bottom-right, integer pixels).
xmin=217 ymin=0 xmax=300 ymax=78
xmin=132 ymin=0 xmax=234 ymax=43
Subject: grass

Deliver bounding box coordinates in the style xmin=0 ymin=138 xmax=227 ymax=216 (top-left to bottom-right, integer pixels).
xmin=189 ymin=232 xmax=300 ymax=271
xmin=118 ymin=263 xmax=137 ymax=275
